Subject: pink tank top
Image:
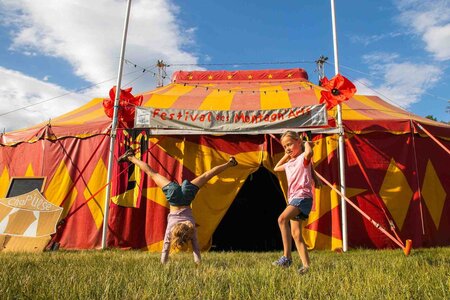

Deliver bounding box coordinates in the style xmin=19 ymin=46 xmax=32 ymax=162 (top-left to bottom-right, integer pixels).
xmin=284 ymin=152 xmax=313 ymax=202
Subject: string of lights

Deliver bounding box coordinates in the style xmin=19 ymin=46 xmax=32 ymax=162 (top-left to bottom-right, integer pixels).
xmin=3 ymin=56 xmax=447 ymax=120
xmin=0 ymin=69 xmax=142 ymax=118
xmin=124 ymin=58 xmax=158 ymax=75
xmin=173 ymin=81 xmax=316 ymax=95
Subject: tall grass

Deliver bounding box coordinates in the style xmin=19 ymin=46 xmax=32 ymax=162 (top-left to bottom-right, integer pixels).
xmin=1 ymin=248 xmax=449 ymax=299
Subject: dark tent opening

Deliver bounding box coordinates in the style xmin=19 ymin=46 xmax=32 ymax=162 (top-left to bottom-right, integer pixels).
xmin=212 ymin=167 xmax=286 ymax=251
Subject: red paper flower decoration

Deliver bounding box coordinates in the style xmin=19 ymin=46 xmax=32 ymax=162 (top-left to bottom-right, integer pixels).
xmin=103 ymin=86 xmax=143 ymax=128
xmin=319 ymin=74 xmax=356 ymax=109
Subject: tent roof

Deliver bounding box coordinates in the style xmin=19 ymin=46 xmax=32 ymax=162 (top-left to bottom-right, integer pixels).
xmin=1 ymin=68 xmax=448 ymax=146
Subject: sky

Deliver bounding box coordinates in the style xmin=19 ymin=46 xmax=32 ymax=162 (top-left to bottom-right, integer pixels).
xmin=0 ymin=0 xmax=449 ymax=132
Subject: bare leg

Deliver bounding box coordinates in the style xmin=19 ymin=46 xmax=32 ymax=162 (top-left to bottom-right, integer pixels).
xmin=190 ymin=157 xmax=237 ymax=188
xmin=277 ymin=205 xmax=300 ymax=259
xmin=291 ymin=219 xmax=310 ymax=268
xmin=127 ymin=156 xmax=171 ymax=189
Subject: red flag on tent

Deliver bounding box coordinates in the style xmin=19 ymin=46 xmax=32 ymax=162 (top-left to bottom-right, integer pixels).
xmin=319 ymin=74 xmax=356 ymax=109
xmin=103 ymin=86 xmax=143 ymax=128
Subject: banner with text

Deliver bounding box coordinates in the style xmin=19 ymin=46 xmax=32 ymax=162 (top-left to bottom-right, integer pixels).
xmin=135 ymin=104 xmax=328 ymax=133
xmin=0 ymin=189 xmax=63 ymax=237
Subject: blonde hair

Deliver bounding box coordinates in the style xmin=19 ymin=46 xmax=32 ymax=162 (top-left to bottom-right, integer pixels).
xmin=170 ymin=221 xmax=195 ymax=251
xmin=281 ymin=130 xmax=300 ymax=141
xmin=281 ymin=130 xmax=304 ymax=151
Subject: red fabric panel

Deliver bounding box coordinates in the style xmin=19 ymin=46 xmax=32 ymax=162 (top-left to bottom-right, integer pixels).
xmin=108 ymin=197 xmax=168 ymax=249
xmin=230 ymin=88 xmax=261 ymax=110
xmin=344 ymin=120 xmax=412 ymax=133
xmin=170 ymin=85 xmax=215 ymax=109
xmin=190 ymin=134 xmax=265 ymax=155
xmin=281 ymin=85 xmax=320 ymax=107
xmin=305 ymin=206 xmax=342 ymax=240
xmin=343 ymin=132 xmax=450 ymax=248
xmin=51 ymin=136 xmax=110 ymax=249
xmin=0 ymin=135 xmax=110 ymax=249
xmin=172 ymin=68 xmax=308 ymax=83
xmin=407 ymin=132 xmax=450 ymax=246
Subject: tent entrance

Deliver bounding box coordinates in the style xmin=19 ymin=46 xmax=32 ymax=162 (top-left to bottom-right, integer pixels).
xmin=211 ymin=167 xmax=285 ymax=251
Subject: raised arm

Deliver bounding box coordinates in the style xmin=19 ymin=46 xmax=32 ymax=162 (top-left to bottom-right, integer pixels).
xmin=303 ymin=141 xmax=313 ymax=161
xmin=274 ymin=153 xmax=291 ymax=172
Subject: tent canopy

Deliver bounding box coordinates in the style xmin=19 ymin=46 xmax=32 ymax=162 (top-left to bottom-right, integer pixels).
xmin=2 ymin=68 xmax=448 ymax=146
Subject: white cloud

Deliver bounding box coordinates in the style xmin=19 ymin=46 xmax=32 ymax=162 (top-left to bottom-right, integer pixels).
xmin=353 ymin=78 xmax=376 ymax=96
xmin=376 ymin=63 xmax=441 ymax=107
xmin=396 ymin=0 xmax=450 ymax=61
xmin=0 ymin=0 xmax=201 ymax=131
xmin=349 ymin=32 xmax=403 ymax=46
xmin=357 ymin=56 xmax=442 ymax=108
xmin=0 ymin=67 xmax=97 ymax=132
xmin=354 ymin=2 xmax=449 ymax=114
xmin=362 ymin=52 xmax=399 ymax=65
xmin=422 ymin=24 xmax=450 ymax=61
xmin=1 ymin=0 xmax=199 ymax=92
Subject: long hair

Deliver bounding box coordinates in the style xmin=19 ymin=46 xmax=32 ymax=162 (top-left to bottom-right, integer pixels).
xmin=170 ymin=221 xmax=195 ymax=251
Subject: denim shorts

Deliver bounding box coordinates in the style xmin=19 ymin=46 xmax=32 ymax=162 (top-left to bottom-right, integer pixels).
xmin=162 ymin=180 xmax=200 ymax=206
xmin=289 ymin=197 xmax=313 ymax=221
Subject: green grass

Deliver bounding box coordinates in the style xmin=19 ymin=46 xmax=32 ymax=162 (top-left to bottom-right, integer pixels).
xmin=1 ymin=248 xmax=449 ymax=299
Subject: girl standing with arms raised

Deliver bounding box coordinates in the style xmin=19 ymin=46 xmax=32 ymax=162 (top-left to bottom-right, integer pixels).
xmin=272 ymin=131 xmax=316 ymax=274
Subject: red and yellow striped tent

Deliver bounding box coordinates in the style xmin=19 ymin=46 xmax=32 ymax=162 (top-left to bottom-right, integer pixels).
xmin=1 ymin=68 xmax=449 ymax=251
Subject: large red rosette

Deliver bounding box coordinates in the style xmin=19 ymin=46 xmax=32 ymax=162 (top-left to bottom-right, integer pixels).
xmin=319 ymin=74 xmax=356 ymax=109
xmin=103 ymin=86 xmax=143 ymax=128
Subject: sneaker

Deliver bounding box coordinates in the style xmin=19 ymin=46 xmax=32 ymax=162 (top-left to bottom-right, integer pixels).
xmin=118 ymin=149 xmax=134 ymax=163
xmin=272 ymin=256 xmax=292 ymax=268
xmin=298 ymin=266 xmax=310 ymax=275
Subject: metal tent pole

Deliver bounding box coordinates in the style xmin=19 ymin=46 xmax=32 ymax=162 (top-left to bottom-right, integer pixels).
xmin=101 ymin=0 xmax=132 ymax=249
xmin=330 ymin=0 xmax=348 ymax=252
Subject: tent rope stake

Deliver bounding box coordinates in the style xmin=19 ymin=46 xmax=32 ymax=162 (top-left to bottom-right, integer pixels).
xmin=314 ymin=170 xmax=412 ymax=256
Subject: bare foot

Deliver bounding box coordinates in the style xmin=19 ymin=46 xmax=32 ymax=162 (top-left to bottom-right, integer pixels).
xmin=228 ymin=157 xmax=238 ymax=167
xmin=118 ymin=149 xmax=134 ymax=163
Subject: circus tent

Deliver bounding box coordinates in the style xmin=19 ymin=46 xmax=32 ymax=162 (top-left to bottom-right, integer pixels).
xmin=1 ymin=68 xmax=449 ymax=251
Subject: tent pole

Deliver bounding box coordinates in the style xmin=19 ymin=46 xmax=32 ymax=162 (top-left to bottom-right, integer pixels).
xmin=330 ymin=0 xmax=348 ymax=252
xmin=101 ymin=0 xmax=132 ymax=249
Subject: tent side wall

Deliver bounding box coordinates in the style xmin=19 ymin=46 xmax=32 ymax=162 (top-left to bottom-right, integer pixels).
xmin=1 ymin=126 xmax=449 ymax=251
xmin=0 ymin=134 xmax=111 ymax=249
xmin=340 ymin=125 xmax=450 ymax=248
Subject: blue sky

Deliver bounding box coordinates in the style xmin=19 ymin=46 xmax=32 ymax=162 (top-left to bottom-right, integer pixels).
xmin=0 ymin=0 xmax=449 ymax=131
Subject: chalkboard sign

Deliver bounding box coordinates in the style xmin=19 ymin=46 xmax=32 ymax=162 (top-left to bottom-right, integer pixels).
xmin=5 ymin=177 xmax=46 ymax=198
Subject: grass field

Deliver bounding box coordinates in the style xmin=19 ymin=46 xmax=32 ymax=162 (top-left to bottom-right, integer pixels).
xmin=1 ymin=247 xmax=449 ymax=299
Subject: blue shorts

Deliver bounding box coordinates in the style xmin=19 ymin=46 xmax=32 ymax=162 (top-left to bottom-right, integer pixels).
xmin=162 ymin=180 xmax=200 ymax=206
xmin=289 ymin=197 xmax=313 ymax=221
